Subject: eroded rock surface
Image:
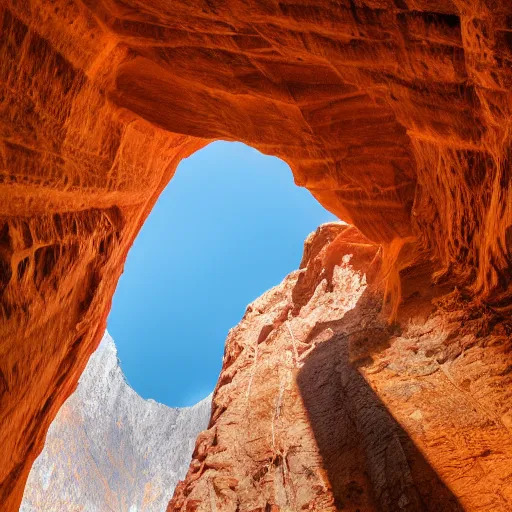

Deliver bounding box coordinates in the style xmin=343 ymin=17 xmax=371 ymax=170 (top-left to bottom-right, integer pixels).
xmin=170 ymin=224 xmax=512 ymax=511
xmin=20 ymin=331 xmax=211 ymax=512
xmin=2 ymin=1 xmax=512 ymax=509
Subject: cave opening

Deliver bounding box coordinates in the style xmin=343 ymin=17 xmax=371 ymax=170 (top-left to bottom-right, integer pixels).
xmin=20 ymin=140 xmax=338 ymax=510
xmin=106 ymin=140 xmax=336 ymax=408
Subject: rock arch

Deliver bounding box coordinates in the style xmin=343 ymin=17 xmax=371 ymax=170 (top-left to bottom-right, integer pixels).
xmin=1 ymin=1 xmax=512 ymax=509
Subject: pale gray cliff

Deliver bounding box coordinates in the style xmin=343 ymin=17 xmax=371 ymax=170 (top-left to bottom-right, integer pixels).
xmin=21 ymin=332 xmax=211 ymax=512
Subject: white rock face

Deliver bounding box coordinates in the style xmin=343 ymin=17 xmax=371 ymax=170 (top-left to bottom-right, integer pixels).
xmin=21 ymin=332 xmax=212 ymax=512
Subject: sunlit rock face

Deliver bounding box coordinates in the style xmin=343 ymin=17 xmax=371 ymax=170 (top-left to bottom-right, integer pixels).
xmin=20 ymin=332 xmax=211 ymax=512
xmin=2 ymin=1 xmax=512 ymax=509
xmin=170 ymin=224 xmax=512 ymax=512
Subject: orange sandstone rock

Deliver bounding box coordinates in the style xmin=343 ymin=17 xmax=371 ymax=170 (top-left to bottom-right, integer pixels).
xmin=170 ymin=225 xmax=512 ymax=511
xmin=1 ymin=1 xmax=512 ymax=510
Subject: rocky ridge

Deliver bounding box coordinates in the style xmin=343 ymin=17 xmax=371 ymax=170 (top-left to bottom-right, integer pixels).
xmin=21 ymin=332 xmax=211 ymax=512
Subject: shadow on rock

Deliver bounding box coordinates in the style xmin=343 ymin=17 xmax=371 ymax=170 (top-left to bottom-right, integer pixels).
xmin=296 ymin=288 xmax=463 ymax=512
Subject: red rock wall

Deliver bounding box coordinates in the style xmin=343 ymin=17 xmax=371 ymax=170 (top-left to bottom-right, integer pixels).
xmin=170 ymin=224 xmax=512 ymax=511
xmin=1 ymin=1 xmax=512 ymax=510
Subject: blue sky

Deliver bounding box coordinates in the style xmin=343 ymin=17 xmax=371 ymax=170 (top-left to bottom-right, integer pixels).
xmin=107 ymin=141 xmax=336 ymax=407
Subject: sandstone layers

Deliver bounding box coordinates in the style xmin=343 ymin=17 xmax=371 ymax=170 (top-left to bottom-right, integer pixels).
xmin=21 ymin=332 xmax=211 ymax=512
xmin=1 ymin=0 xmax=512 ymax=510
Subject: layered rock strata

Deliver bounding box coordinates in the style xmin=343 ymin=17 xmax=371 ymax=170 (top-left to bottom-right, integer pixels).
xmin=21 ymin=332 xmax=212 ymax=512
xmin=2 ymin=1 xmax=512 ymax=509
xmin=171 ymin=224 xmax=512 ymax=512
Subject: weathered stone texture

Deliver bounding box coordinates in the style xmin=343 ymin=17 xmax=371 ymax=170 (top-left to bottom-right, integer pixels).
xmin=2 ymin=1 xmax=512 ymax=510
xmin=170 ymin=224 xmax=512 ymax=511
xmin=21 ymin=332 xmax=211 ymax=512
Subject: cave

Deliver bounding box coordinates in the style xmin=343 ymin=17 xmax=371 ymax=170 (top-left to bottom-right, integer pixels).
xmin=1 ymin=1 xmax=512 ymax=511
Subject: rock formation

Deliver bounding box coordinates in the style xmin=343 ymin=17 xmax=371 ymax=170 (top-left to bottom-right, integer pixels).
xmin=20 ymin=331 xmax=212 ymax=512
xmin=1 ymin=0 xmax=512 ymax=510
xmin=170 ymin=223 xmax=512 ymax=511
